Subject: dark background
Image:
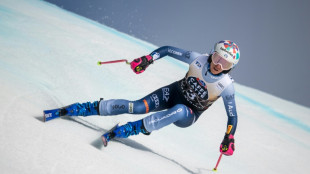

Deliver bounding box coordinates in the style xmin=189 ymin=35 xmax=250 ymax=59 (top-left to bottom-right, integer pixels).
xmin=45 ymin=0 xmax=310 ymax=108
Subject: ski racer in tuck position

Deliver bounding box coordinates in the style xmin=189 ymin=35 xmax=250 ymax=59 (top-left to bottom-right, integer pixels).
xmin=44 ymin=40 xmax=240 ymax=156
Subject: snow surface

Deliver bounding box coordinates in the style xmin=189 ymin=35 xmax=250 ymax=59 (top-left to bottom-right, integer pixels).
xmin=1 ymin=0 xmax=310 ymax=173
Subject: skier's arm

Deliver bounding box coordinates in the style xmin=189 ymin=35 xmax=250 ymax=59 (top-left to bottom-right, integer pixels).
xmin=150 ymin=46 xmax=201 ymax=64
xmin=221 ymin=84 xmax=238 ymax=136
xmin=219 ymin=83 xmax=238 ymax=156
xmin=130 ymin=46 xmax=200 ymax=74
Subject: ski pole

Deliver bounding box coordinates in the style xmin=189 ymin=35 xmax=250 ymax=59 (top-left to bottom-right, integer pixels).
xmin=213 ymin=153 xmax=223 ymax=172
xmin=97 ymin=59 xmax=130 ymax=65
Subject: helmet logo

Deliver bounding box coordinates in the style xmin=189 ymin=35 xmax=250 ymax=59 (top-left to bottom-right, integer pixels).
xmin=220 ymin=47 xmax=233 ymax=57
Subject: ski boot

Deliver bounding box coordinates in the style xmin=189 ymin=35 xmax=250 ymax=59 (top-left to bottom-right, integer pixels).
xmin=43 ymin=99 xmax=102 ymax=122
xmin=101 ymin=120 xmax=150 ymax=147
xmin=65 ymin=101 xmax=100 ymax=116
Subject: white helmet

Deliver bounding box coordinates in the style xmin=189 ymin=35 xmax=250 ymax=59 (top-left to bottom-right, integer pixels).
xmin=214 ymin=40 xmax=240 ymax=68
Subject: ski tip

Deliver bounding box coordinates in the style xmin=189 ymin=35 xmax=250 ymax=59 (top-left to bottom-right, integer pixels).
xmin=43 ymin=111 xmax=47 ymax=122
xmin=101 ymin=123 xmax=119 ymax=147
xmin=101 ymin=136 xmax=108 ymax=147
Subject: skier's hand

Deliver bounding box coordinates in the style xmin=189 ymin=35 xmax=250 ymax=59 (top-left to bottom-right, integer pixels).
xmin=220 ymin=134 xmax=235 ymax=156
xmin=130 ymin=55 xmax=153 ymax=74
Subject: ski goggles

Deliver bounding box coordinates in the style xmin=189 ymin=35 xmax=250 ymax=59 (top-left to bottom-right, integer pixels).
xmin=211 ymin=52 xmax=233 ymax=70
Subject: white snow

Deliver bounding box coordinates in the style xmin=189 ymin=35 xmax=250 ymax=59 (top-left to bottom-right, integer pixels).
xmin=1 ymin=0 xmax=310 ymax=173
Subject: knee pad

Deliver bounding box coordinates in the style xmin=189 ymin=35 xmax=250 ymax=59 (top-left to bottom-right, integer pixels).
xmin=173 ymin=104 xmax=196 ymax=128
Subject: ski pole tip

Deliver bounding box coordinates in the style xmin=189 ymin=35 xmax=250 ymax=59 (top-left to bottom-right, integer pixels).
xmin=97 ymin=61 xmax=101 ymax=65
xmin=213 ymin=168 xmax=217 ymax=172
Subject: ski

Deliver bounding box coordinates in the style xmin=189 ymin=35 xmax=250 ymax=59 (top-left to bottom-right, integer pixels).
xmin=101 ymin=123 xmax=119 ymax=147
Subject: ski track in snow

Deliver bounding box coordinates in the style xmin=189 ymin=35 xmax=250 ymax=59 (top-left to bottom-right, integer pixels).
xmin=61 ymin=116 xmax=198 ymax=174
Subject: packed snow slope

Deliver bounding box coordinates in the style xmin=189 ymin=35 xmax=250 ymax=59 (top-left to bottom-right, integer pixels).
xmin=1 ymin=0 xmax=310 ymax=173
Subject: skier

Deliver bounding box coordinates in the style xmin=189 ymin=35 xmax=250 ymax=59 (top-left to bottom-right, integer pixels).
xmin=44 ymin=40 xmax=239 ymax=156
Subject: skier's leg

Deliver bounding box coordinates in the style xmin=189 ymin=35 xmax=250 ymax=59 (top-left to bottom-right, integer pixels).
xmin=58 ymin=85 xmax=167 ymax=117
xmin=143 ymin=104 xmax=196 ymax=132
xmin=102 ymin=104 xmax=196 ymax=145
xmin=64 ymin=82 xmax=177 ymax=117
xmin=60 ymin=87 xmax=164 ymax=117
xmin=99 ymin=83 xmax=176 ymax=116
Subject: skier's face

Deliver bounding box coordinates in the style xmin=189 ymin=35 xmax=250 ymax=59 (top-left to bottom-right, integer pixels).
xmin=210 ymin=61 xmax=224 ymax=75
